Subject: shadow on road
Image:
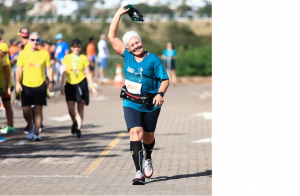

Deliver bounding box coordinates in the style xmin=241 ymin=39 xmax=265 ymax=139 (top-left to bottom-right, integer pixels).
xmin=146 ymin=170 xmax=212 ymax=184
xmin=0 ymin=128 xmax=128 ymax=160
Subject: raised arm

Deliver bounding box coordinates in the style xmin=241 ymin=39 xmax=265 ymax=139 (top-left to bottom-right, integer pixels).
xmin=108 ymin=6 xmax=130 ymax=56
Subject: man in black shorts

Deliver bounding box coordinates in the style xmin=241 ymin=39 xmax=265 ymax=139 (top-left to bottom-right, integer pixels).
xmin=16 ymin=32 xmax=54 ymax=141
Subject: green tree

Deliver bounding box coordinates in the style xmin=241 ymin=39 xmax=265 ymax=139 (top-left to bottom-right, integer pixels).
xmin=177 ymin=0 xmax=192 ymax=15
xmin=198 ymin=1 xmax=212 ymax=17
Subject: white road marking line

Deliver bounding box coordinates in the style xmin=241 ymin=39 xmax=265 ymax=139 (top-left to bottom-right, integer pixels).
xmin=39 ymin=153 xmax=88 ymax=164
xmin=0 ymin=175 xmax=86 ymax=178
xmin=192 ymin=112 xmax=212 ymax=119
xmin=192 ymin=137 xmax=212 ymax=143
xmin=13 ymin=140 xmax=28 ymax=146
xmin=48 ymin=114 xmax=71 ymax=122
xmin=0 ymin=158 xmax=22 ymax=165
xmin=1 ymin=152 xmax=45 ymax=165
xmin=2 ymin=152 xmax=44 ymax=157
xmin=199 ymin=91 xmax=212 ymax=99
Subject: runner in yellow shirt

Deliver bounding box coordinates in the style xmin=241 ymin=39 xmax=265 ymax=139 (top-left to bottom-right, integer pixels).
xmin=16 ymin=27 xmax=36 ymax=134
xmin=16 ymin=32 xmax=54 ymax=141
xmin=60 ymin=39 xmax=97 ymax=138
xmin=0 ymin=43 xmax=15 ymax=141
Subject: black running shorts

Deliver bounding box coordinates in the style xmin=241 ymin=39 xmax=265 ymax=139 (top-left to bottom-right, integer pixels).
xmin=65 ymin=78 xmax=89 ymax=105
xmin=123 ymin=106 xmax=161 ymax=132
xmin=21 ymin=82 xmax=47 ymax=106
xmin=0 ymin=87 xmax=14 ymax=101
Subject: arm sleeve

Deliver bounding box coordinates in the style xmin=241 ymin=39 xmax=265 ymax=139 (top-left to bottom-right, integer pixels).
xmin=154 ymin=58 xmax=169 ymax=81
xmin=99 ymin=40 xmax=104 ymax=48
xmin=122 ymin=48 xmax=130 ymax=60
xmin=16 ymin=51 xmax=24 ymax=67
xmin=64 ymin=42 xmax=69 ymax=51
xmin=2 ymin=56 xmax=10 ymax=67
xmin=83 ymin=56 xmax=90 ymax=67
xmin=62 ymin=55 xmax=67 ymax=65
xmin=173 ymin=49 xmax=177 ymax=57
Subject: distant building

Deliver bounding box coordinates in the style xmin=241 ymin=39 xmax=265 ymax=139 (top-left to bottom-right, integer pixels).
xmin=1 ymin=0 xmax=39 ymax=8
xmin=27 ymin=0 xmax=55 ymax=16
xmin=52 ymin=0 xmax=80 ymax=16
xmin=25 ymin=0 xmax=89 ymax=16
xmin=93 ymin=0 xmax=119 ymax=9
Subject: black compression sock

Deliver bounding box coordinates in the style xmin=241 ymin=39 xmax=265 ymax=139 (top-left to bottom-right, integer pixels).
xmin=130 ymin=141 xmax=144 ymax=171
xmin=143 ymin=139 xmax=155 ymax=160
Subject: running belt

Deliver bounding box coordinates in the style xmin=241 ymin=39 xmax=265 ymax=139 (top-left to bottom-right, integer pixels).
xmin=120 ymin=85 xmax=152 ymax=106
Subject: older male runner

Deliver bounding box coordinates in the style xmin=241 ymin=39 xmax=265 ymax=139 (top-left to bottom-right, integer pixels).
xmin=16 ymin=32 xmax=54 ymax=141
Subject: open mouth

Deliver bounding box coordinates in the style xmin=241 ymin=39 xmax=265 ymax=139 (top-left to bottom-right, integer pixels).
xmin=135 ymin=47 xmax=142 ymax=52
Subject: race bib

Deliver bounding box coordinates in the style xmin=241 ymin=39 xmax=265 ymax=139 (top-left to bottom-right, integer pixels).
xmin=125 ymin=79 xmax=142 ymax=95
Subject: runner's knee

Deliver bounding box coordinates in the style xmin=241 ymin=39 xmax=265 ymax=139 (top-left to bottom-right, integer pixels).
xmin=130 ymin=127 xmax=144 ymax=140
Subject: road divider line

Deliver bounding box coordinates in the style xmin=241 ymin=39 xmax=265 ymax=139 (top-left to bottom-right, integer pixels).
xmin=82 ymin=132 xmax=125 ymax=176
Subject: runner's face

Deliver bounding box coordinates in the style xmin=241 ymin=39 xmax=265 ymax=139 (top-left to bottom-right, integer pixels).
xmin=127 ymin=37 xmax=143 ymax=56
xmin=167 ymin=42 xmax=172 ymax=49
xmin=71 ymin=44 xmax=81 ymax=55
xmin=29 ymin=34 xmax=39 ymax=50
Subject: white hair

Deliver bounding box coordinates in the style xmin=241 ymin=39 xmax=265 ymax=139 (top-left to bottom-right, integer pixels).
xmin=122 ymin=31 xmax=142 ymax=48
xmin=29 ymin=32 xmax=40 ymax=39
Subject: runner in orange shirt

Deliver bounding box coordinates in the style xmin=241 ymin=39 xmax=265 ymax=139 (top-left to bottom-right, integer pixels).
xmin=86 ymin=37 xmax=96 ymax=78
xmin=9 ymin=39 xmax=19 ymax=57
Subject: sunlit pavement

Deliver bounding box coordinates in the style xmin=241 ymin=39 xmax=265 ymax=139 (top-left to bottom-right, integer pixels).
xmin=0 ymin=83 xmax=212 ymax=195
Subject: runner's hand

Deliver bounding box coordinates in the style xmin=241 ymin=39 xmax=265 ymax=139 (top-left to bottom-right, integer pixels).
xmin=92 ymin=88 xmax=98 ymax=97
xmin=49 ymin=83 xmax=54 ymax=92
xmin=16 ymin=83 xmax=22 ymax=94
xmin=153 ymin=94 xmax=164 ymax=107
xmin=60 ymin=85 xmax=65 ymax=95
xmin=7 ymin=87 xmax=11 ymax=96
xmin=117 ymin=5 xmax=130 ymax=16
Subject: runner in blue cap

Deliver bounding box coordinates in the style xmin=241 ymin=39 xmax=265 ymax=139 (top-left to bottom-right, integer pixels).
xmin=55 ymin=33 xmax=69 ymax=91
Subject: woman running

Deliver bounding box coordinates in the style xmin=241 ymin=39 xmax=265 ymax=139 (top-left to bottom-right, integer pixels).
xmin=162 ymin=42 xmax=177 ymax=85
xmin=108 ymin=6 xmax=169 ymax=185
xmin=60 ymin=39 xmax=97 ymax=138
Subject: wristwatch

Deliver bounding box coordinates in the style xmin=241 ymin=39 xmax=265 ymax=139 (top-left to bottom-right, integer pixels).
xmin=49 ymin=81 xmax=54 ymax=84
xmin=157 ymin=92 xmax=164 ymax=97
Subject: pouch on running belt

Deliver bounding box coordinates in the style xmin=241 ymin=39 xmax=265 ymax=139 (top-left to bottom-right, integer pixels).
xmin=120 ymin=85 xmax=152 ymax=106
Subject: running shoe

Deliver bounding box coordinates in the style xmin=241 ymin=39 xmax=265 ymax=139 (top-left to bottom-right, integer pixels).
xmin=24 ymin=124 xmax=30 ymax=134
xmin=71 ymin=121 xmax=78 ymax=134
xmin=144 ymin=159 xmax=154 ymax=178
xmin=0 ymin=125 xmax=15 ymax=134
xmin=33 ymin=133 xmax=42 ymax=141
xmin=0 ymin=135 xmax=6 ymax=142
xmin=27 ymin=125 xmax=35 ymax=140
xmin=39 ymin=124 xmax=45 ymax=133
xmin=132 ymin=170 xmax=145 ymax=185
xmin=76 ymin=129 xmax=82 ymax=138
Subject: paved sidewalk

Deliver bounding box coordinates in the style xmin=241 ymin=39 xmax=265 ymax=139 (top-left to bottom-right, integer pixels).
xmin=0 ymin=83 xmax=212 ymax=195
